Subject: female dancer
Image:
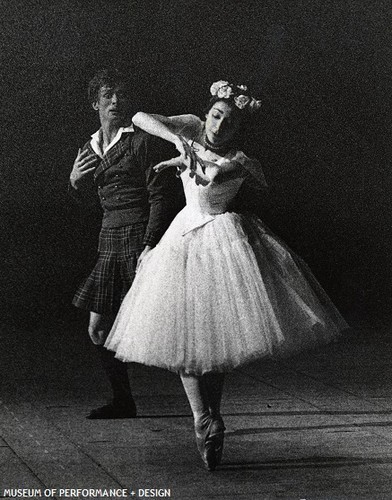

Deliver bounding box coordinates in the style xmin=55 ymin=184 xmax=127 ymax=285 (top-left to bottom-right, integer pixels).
xmin=105 ymin=80 xmax=348 ymax=471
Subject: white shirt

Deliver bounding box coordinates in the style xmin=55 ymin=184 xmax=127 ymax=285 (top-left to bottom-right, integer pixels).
xmin=90 ymin=125 xmax=134 ymax=158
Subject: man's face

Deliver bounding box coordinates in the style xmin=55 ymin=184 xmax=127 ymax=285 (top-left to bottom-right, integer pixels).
xmin=92 ymin=85 xmax=129 ymax=125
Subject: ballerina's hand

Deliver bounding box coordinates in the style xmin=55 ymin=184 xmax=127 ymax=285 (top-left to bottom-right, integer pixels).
xmin=153 ymin=135 xmax=191 ymax=173
xmin=153 ymin=155 xmax=186 ymax=173
xmin=174 ymin=134 xmax=190 ymax=157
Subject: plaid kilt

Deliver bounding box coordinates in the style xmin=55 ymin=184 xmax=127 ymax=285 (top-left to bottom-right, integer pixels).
xmin=72 ymin=222 xmax=147 ymax=315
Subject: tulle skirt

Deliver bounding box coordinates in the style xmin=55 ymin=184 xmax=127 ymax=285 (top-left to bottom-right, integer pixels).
xmin=105 ymin=208 xmax=348 ymax=375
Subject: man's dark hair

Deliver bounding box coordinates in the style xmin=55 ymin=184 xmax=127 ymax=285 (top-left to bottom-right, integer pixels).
xmin=87 ymin=68 xmax=131 ymax=104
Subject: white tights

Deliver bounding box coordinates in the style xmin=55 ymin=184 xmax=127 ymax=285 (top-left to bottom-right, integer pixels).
xmin=180 ymin=372 xmax=225 ymax=432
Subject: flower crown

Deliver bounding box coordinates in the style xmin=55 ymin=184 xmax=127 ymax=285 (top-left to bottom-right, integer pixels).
xmin=210 ymin=80 xmax=261 ymax=113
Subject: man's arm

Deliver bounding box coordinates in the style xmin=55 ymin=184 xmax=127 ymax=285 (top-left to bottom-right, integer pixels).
xmin=136 ymin=131 xmax=184 ymax=248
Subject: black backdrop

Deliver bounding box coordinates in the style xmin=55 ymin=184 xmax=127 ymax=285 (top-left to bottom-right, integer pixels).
xmin=1 ymin=0 xmax=391 ymax=329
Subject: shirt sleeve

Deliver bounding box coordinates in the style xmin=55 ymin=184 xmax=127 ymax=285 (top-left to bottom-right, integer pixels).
xmin=135 ymin=131 xmax=184 ymax=247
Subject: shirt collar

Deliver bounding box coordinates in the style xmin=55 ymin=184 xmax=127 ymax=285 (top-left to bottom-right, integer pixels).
xmin=90 ymin=124 xmax=134 ymax=157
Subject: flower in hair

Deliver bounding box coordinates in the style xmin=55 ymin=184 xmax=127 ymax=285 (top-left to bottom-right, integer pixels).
xmin=209 ymin=80 xmax=261 ymax=113
xmin=234 ymin=95 xmax=251 ymax=109
xmin=248 ymin=98 xmax=262 ymax=112
xmin=210 ymin=80 xmax=230 ymax=96
xmin=217 ymin=85 xmax=235 ymax=99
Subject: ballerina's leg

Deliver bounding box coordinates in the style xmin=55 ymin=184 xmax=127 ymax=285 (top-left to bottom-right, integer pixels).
xmin=180 ymin=372 xmax=226 ymax=471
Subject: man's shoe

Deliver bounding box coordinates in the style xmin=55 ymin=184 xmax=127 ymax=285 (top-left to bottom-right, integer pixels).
xmin=86 ymin=400 xmax=137 ymax=419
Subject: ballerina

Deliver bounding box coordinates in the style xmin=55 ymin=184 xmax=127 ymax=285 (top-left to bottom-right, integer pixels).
xmin=105 ymin=80 xmax=348 ymax=470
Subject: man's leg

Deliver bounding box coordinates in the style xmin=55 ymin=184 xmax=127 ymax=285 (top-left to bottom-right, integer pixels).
xmin=87 ymin=311 xmax=136 ymax=419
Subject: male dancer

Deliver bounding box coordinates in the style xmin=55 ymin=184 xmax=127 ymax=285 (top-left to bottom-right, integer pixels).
xmin=70 ymin=68 xmax=181 ymax=418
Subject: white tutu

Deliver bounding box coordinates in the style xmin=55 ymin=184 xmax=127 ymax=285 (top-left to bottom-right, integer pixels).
xmin=105 ymin=141 xmax=347 ymax=374
xmin=105 ymin=207 xmax=347 ymax=375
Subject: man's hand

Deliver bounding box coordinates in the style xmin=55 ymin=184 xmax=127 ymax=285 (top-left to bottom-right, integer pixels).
xmin=136 ymin=246 xmax=152 ymax=272
xmin=70 ymin=148 xmax=98 ymax=189
xmin=88 ymin=312 xmax=114 ymax=346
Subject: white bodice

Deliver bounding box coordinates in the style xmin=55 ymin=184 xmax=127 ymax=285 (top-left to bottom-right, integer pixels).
xmin=179 ymin=142 xmax=247 ymax=234
xmin=183 ymin=164 xmax=244 ymax=213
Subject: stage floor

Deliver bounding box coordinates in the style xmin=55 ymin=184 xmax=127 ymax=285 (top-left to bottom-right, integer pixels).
xmin=1 ymin=315 xmax=392 ymax=499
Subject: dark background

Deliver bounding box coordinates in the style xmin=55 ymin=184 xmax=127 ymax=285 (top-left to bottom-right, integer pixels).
xmin=1 ymin=0 xmax=391 ymax=331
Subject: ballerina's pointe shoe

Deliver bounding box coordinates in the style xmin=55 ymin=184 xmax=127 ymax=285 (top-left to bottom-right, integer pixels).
xmin=195 ymin=417 xmax=226 ymax=471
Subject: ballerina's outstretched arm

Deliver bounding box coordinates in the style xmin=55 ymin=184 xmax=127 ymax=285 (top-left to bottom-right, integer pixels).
xmin=132 ymin=112 xmax=211 ymax=185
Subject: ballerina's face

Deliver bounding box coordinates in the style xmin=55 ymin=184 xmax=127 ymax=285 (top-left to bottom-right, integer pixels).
xmin=205 ymin=100 xmax=242 ymax=147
